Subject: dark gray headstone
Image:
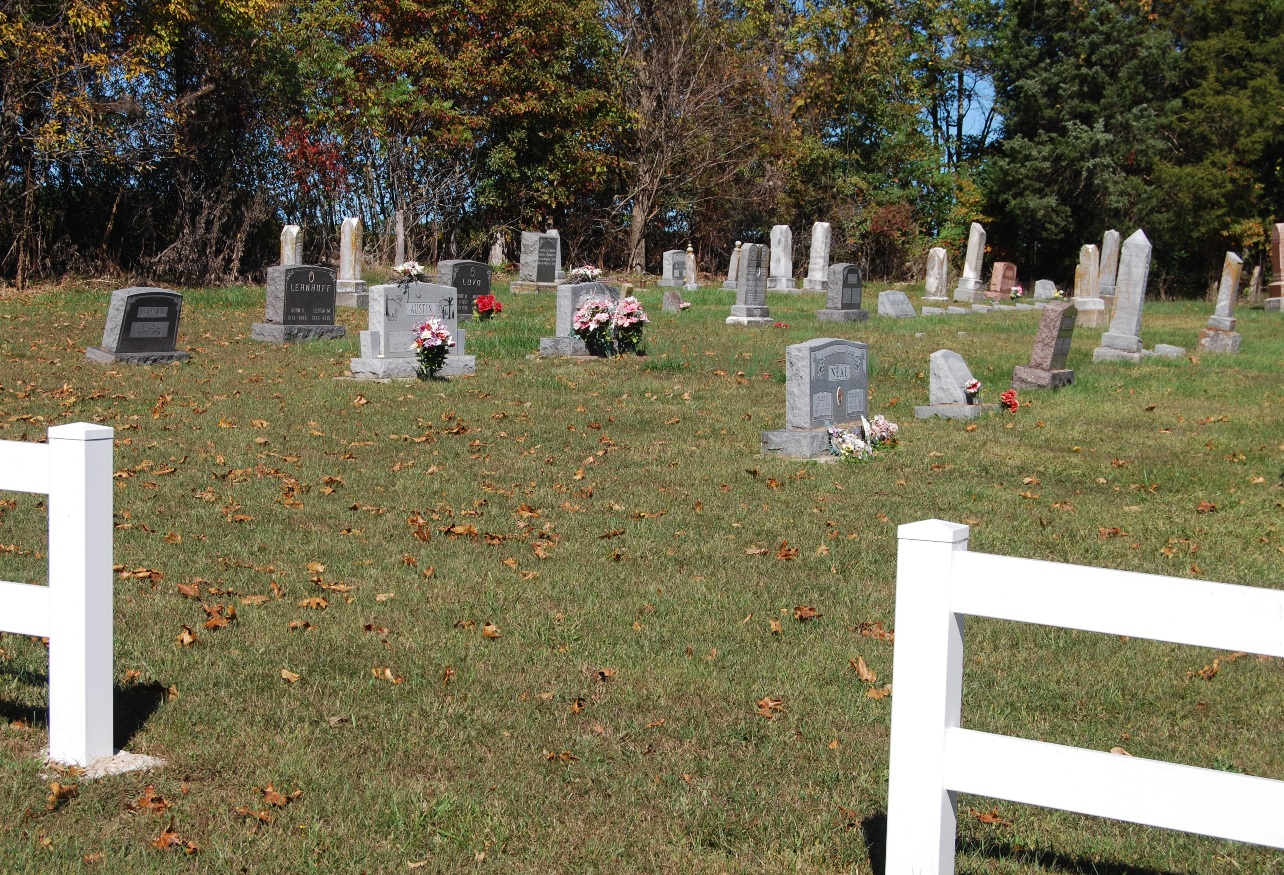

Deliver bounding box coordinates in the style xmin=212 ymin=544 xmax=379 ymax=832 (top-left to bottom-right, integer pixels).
xmin=785 ymin=338 xmax=869 ymax=429
xmin=106 ymin=288 xmax=183 ymax=353
xmin=826 ymin=263 xmax=862 ymax=310
xmin=436 ymin=260 xmax=491 ymax=321
xmin=536 ymin=237 xmax=558 ymax=284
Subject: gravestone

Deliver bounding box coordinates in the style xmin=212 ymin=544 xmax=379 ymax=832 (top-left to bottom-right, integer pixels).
xmin=1093 ymin=229 xmax=1152 ymax=363
xmin=924 ymin=248 xmax=949 ymax=302
xmin=336 ymin=217 xmax=368 ymax=308
xmin=1248 ymin=264 xmax=1263 ymax=307
xmin=1197 ymin=252 xmax=1243 ymax=353
xmin=435 ymin=260 xmax=491 ymax=321
xmin=914 ymin=349 xmax=993 ymax=419
xmin=662 ymin=291 xmax=685 ymax=313
xmin=488 ymin=231 xmax=505 ymax=267
xmin=1099 ymin=229 xmax=1122 ymax=301
xmin=767 ymin=225 xmax=795 ymax=290
xmin=349 ymin=281 xmax=473 ymax=378
xmin=280 ymin=225 xmax=302 ymax=266
xmin=547 ymin=229 xmax=565 ymax=280
xmin=1073 ymin=243 xmax=1108 ymax=329
xmin=1012 ymin=301 xmax=1077 ymax=389
xmin=953 ymin=222 xmax=986 ymax=302
xmin=86 ymin=287 xmax=190 ymax=364
xmin=659 ymin=249 xmax=686 ymax=287
xmin=540 ymin=281 xmax=622 ymax=356
xmin=987 ymin=262 xmax=1018 ymax=299
xmin=683 ymin=245 xmax=699 ymax=291
xmin=726 ymin=243 xmax=773 ymax=326
xmin=877 ymin=290 xmax=915 ymax=318
xmin=1033 ymin=279 xmax=1057 ymax=300
xmin=1267 ymin=223 xmax=1284 ymax=312
xmin=252 ymin=266 xmax=345 ymax=344
xmin=723 ymin=241 xmax=742 ymax=290
xmin=516 ymin=231 xmax=561 ymax=291
xmin=761 ymin=338 xmax=868 ymax=458
xmin=803 ymin=222 xmax=831 ymax=291
xmin=816 ymin=263 xmax=868 ymax=322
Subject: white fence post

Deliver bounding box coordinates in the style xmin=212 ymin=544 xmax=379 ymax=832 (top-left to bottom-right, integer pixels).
xmin=45 ymin=423 xmax=114 ymax=766
xmin=885 ymin=519 xmax=970 ymax=875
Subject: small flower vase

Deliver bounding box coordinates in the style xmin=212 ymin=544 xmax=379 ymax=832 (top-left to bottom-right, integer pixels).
xmin=965 ymin=391 xmax=978 ymax=406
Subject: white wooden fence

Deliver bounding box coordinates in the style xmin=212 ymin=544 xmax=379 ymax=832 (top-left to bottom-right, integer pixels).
xmin=0 ymin=423 xmax=114 ymax=765
xmin=886 ymin=518 xmax=1284 ymax=874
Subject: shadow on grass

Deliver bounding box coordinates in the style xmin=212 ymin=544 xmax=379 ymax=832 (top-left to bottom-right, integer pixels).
xmin=861 ymin=811 xmax=1186 ymax=875
xmin=0 ymin=681 xmax=167 ymax=751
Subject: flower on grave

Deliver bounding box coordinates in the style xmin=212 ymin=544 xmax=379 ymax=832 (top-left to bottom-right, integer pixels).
xmin=1000 ymin=389 xmax=1019 ymax=413
xmin=827 ymin=414 xmax=900 ymax=461
xmin=393 ymin=261 xmax=425 ymax=280
xmin=413 ymin=318 xmax=455 ymax=379
xmin=572 ymin=297 xmax=615 ymax=355
xmin=1009 ymin=285 xmax=1025 ymax=301
xmin=680 ymin=301 xmax=692 ymax=310
xmin=773 ymin=321 xmax=790 ymax=328
xmin=568 ymin=264 xmax=602 ymax=284
xmin=1054 ymin=288 xmax=1068 ymax=299
xmin=964 ymin=379 xmax=981 ymax=398
xmin=474 ymin=294 xmax=503 ymax=320
xmin=612 ymin=296 xmax=649 ymax=352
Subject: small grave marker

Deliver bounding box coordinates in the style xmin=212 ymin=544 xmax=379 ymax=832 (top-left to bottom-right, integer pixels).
xmin=1012 ymin=301 xmax=1077 ymax=389
xmin=877 ymin=290 xmax=915 ymax=318
xmin=914 ymin=350 xmax=993 ymax=419
xmin=540 ymin=281 xmax=621 ymax=357
xmin=86 ymin=287 xmax=190 ymax=364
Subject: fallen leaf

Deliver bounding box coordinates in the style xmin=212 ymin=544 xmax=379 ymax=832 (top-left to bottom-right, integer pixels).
xmin=298 ymin=596 xmax=328 ymax=610
xmin=793 ymin=605 xmax=821 ymax=622
xmin=175 ymin=625 xmax=198 ymax=647
xmin=775 ymin=541 xmax=800 ymax=560
xmin=972 ymin=807 xmax=1009 ymax=826
xmin=280 ymin=668 xmax=301 ymax=684
xmin=850 ymin=656 xmax=877 ymax=684
xmin=756 ymin=696 xmax=786 ymax=718
xmin=856 ymin=621 xmax=894 ymax=642
xmin=769 ymin=619 xmax=783 ymax=635
xmin=1195 ymin=500 xmax=1217 ymax=513
xmin=150 ymin=819 xmax=198 ymax=853
xmin=866 ymin=684 xmax=892 ymax=700
xmin=46 ymin=781 xmax=79 ymax=810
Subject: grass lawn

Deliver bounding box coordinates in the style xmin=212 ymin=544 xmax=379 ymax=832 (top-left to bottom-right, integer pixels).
xmin=0 ymin=277 xmax=1281 ymax=873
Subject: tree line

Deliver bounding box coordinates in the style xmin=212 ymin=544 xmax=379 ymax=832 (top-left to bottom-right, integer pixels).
xmin=2 ymin=0 xmax=1280 ymax=295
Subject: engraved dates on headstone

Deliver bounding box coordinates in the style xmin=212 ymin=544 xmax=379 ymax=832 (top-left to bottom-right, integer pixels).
xmin=282 ymin=267 xmax=337 ymax=326
xmin=839 ymin=266 xmax=862 ymax=309
xmin=114 ymin=290 xmax=183 ymax=353
xmin=536 ymin=237 xmax=558 ymax=284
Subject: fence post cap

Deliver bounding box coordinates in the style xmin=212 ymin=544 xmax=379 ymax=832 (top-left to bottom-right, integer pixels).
xmin=48 ymin=423 xmax=114 ymax=442
xmin=898 ymin=518 xmax=970 ymax=543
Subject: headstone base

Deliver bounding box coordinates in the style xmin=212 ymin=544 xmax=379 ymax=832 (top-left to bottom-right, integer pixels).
xmin=922 ymin=307 xmax=946 ymax=316
xmin=767 ymin=278 xmax=797 ymax=291
xmin=760 ymin=428 xmax=833 ymax=459
xmin=726 ymin=304 xmax=772 ymax=326
xmin=722 ymin=281 xmax=737 ymax=291
xmin=657 ymin=278 xmax=681 ymax=288
xmin=815 ymin=308 xmax=869 ymax=322
xmin=1015 ymin=303 xmax=1035 ymax=310
xmin=923 ymin=296 xmax=950 ymax=306
xmin=802 ymin=278 xmax=827 ymax=291
xmin=251 ymin=323 xmax=346 ymax=344
xmin=85 ymin=347 xmax=190 ymax=365
xmin=946 ymin=306 xmax=970 ymax=315
xmin=539 ymin=336 xmax=590 ymax=357
xmin=726 ymin=316 xmax=774 ymax=327
xmin=953 ymin=279 xmax=984 ymax=302
xmin=510 ymin=281 xmax=560 ymax=294
xmin=1092 ymin=346 xmax=1142 ymax=364
xmin=1206 ymin=315 xmax=1236 ymax=331
xmin=913 ymin=403 xmax=995 ymax=420
xmin=1073 ymin=298 xmax=1109 ymax=328
xmin=348 ymin=355 xmax=475 ymax=379
xmin=683 ymin=281 xmax=698 ymax=292
xmin=1100 ymin=332 xmax=1142 ymax=353
xmin=971 ymin=304 xmax=993 ymax=314
xmin=335 ymin=280 xmax=368 ymax=308
xmin=1265 ymin=297 xmax=1282 ymax=312
xmin=1197 ymin=328 xmax=1241 ymax=353
xmin=1011 ymin=366 xmax=1074 ymax=390
xmin=994 ymin=304 xmax=1017 ymax=311
xmin=1143 ymin=344 xmax=1186 ymax=359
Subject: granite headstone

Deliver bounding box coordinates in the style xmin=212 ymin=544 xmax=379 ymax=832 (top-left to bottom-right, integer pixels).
xmin=436 ymin=259 xmax=491 ymax=321
xmin=86 ymin=287 xmax=190 ymax=364
xmin=761 ymin=338 xmax=868 ymax=457
xmin=817 ymin=263 xmax=868 ymax=322
xmin=252 ymin=265 xmax=345 ymax=343
xmin=726 ymin=243 xmax=772 ymax=326
xmin=350 ymin=281 xmax=473 ymax=378
xmin=1012 ymin=301 xmax=1077 ymax=389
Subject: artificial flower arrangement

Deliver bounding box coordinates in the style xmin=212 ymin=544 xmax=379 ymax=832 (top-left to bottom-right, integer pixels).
xmin=827 ymin=414 xmax=900 ymax=462
xmin=1009 ymin=284 xmax=1025 ymax=301
xmin=1053 ymin=287 xmax=1068 ymax=299
xmin=413 ymin=317 xmax=455 ymax=379
xmin=568 ymin=264 xmax=602 ymax=284
xmin=964 ymin=379 xmax=982 ymax=404
xmin=1000 ymin=388 xmax=1019 ymax=412
xmin=474 ymin=294 xmax=503 ymax=320
xmin=571 ymin=295 xmax=650 ymax=356
xmin=393 ymin=261 xmax=425 ymax=282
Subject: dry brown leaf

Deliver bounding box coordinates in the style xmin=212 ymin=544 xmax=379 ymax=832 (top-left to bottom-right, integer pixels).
xmin=850 ymin=655 xmax=878 ymax=684
xmin=175 ymin=625 xmax=198 ymax=647
xmin=775 ymin=541 xmax=800 ymax=560
xmin=280 ymin=668 xmax=301 ymax=683
xmin=481 ymin=622 xmax=501 ymax=639
xmin=866 ymin=684 xmax=892 ymax=700
xmin=769 ymin=619 xmax=783 ymax=635
xmin=793 ymin=605 xmax=821 ymax=622
xmin=298 ymin=596 xmax=328 ymax=610
xmin=756 ymin=696 xmax=786 ymax=718
xmin=46 ymin=781 xmax=78 ymax=810
xmin=856 ymin=621 xmax=895 ymax=642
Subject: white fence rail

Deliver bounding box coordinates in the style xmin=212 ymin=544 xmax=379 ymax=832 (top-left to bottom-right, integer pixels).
xmin=0 ymin=423 xmax=114 ymax=766
xmin=885 ymin=519 xmax=1284 ymax=874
